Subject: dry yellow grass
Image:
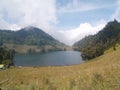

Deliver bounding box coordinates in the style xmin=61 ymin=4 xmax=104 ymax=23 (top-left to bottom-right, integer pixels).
xmin=4 ymin=44 xmax=41 ymax=53
xmin=4 ymin=44 xmax=72 ymax=54
xmin=0 ymin=48 xmax=120 ymax=90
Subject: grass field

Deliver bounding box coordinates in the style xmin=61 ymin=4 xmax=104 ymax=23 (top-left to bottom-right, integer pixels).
xmin=4 ymin=44 xmax=41 ymax=53
xmin=3 ymin=43 xmax=73 ymax=54
xmin=0 ymin=47 xmax=120 ymax=90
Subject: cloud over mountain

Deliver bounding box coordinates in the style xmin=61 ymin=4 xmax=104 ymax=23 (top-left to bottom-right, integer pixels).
xmin=0 ymin=0 xmax=57 ymax=30
xmin=51 ymin=20 xmax=106 ymax=45
xmin=0 ymin=0 xmax=119 ymax=45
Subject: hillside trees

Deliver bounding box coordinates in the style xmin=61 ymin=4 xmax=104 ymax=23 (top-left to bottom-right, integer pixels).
xmin=0 ymin=46 xmax=14 ymax=66
xmin=74 ymin=20 xmax=120 ymax=60
xmin=0 ymin=26 xmax=67 ymax=53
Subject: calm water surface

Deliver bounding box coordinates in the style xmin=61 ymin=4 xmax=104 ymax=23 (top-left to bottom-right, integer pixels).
xmin=14 ymin=51 xmax=83 ymax=66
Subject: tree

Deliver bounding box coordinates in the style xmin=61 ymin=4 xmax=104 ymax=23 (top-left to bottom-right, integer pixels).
xmin=0 ymin=47 xmax=14 ymax=66
xmin=27 ymin=48 xmax=36 ymax=54
xmin=74 ymin=20 xmax=120 ymax=60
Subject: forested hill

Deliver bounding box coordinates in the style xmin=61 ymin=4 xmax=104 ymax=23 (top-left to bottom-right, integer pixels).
xmin=73 ymin=19 xmax=120 ymax=60
xmin=0 ymin=26 xmax=67 ymax=53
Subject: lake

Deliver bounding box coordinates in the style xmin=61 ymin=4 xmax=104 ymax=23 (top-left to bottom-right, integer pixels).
xmin=14 ymin=51 xmax=83 ymax=66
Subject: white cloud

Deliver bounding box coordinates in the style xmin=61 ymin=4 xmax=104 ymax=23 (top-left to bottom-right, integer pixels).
xmin=50 ymin=20 xmax=106 ymax=45
xmin=111 ymin=0 xmax=120 ymax=20
xmin=0 ymin=0 xmax=57 ymax=30
xmin=0 ymin=0 xmax=108 ymax=45
xmin=0 ymin=16 xmax=20 ymax=30
xmin=58 ymin=0 xmax=115 ymax=13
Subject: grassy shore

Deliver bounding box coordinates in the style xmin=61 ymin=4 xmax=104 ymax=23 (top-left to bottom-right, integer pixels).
xmin=0 ymin=48 xmax=120 ymax=90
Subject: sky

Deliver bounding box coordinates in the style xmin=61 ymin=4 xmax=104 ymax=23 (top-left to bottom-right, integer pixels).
xmin=0 ymin=0 xmax=120 ymax=45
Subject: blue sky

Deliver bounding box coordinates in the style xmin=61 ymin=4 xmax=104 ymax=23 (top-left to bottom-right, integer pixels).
xmin=0 ymin=0 xmax=120 ymax=45
xmin=56 ymin=0 xmax=117 ymax=30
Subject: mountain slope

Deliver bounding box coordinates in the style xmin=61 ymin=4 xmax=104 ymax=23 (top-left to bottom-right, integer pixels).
xmin=73 ymin=19 xmax=120 ymax=60
xmin=0 ymin=26 xmax=67 ymax=53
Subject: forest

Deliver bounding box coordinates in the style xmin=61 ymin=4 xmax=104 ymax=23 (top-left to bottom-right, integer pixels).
xmin=73 ymin=20 xmax=120 ymax=60
xmin=0 ymin=46 xmax=14 ymax=66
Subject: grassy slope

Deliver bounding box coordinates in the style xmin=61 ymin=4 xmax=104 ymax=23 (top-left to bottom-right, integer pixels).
xmin=4 ymin=44 xmax=73 ymax=53
xmin=0 ymin=48 xmax=120 ymax=90
xmin=4 ymin=44 xmax=41 ymax=53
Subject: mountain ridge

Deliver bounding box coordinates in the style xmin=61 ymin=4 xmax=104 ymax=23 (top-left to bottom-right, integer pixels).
xmin=73 ymin=19 xmax=120 ymax=60
xmin=0 ymin=26 xmax=69 ymax=53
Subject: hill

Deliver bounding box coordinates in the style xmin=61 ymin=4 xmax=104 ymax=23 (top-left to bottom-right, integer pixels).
xmin=0 ymin=26 xmax=68 ymax=53
xmin=73 ymin=19 xmax=120 ymax=60
xmin=0 ymin=44 xmax=120 ymax=89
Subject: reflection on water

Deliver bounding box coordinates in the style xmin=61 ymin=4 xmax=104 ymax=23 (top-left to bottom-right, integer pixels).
xmin=14 ymin=51 xmax=83 ymax=66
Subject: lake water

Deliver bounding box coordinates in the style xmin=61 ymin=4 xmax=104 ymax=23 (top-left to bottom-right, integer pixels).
xmin=14 ymin=51 xmax=83 ymax=66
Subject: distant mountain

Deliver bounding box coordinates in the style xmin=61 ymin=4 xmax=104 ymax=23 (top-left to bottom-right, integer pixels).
xmin=73 ymin=19 xmax=120 ymax=60
xmin=0 ymin=26 xmax=68 ymax=53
